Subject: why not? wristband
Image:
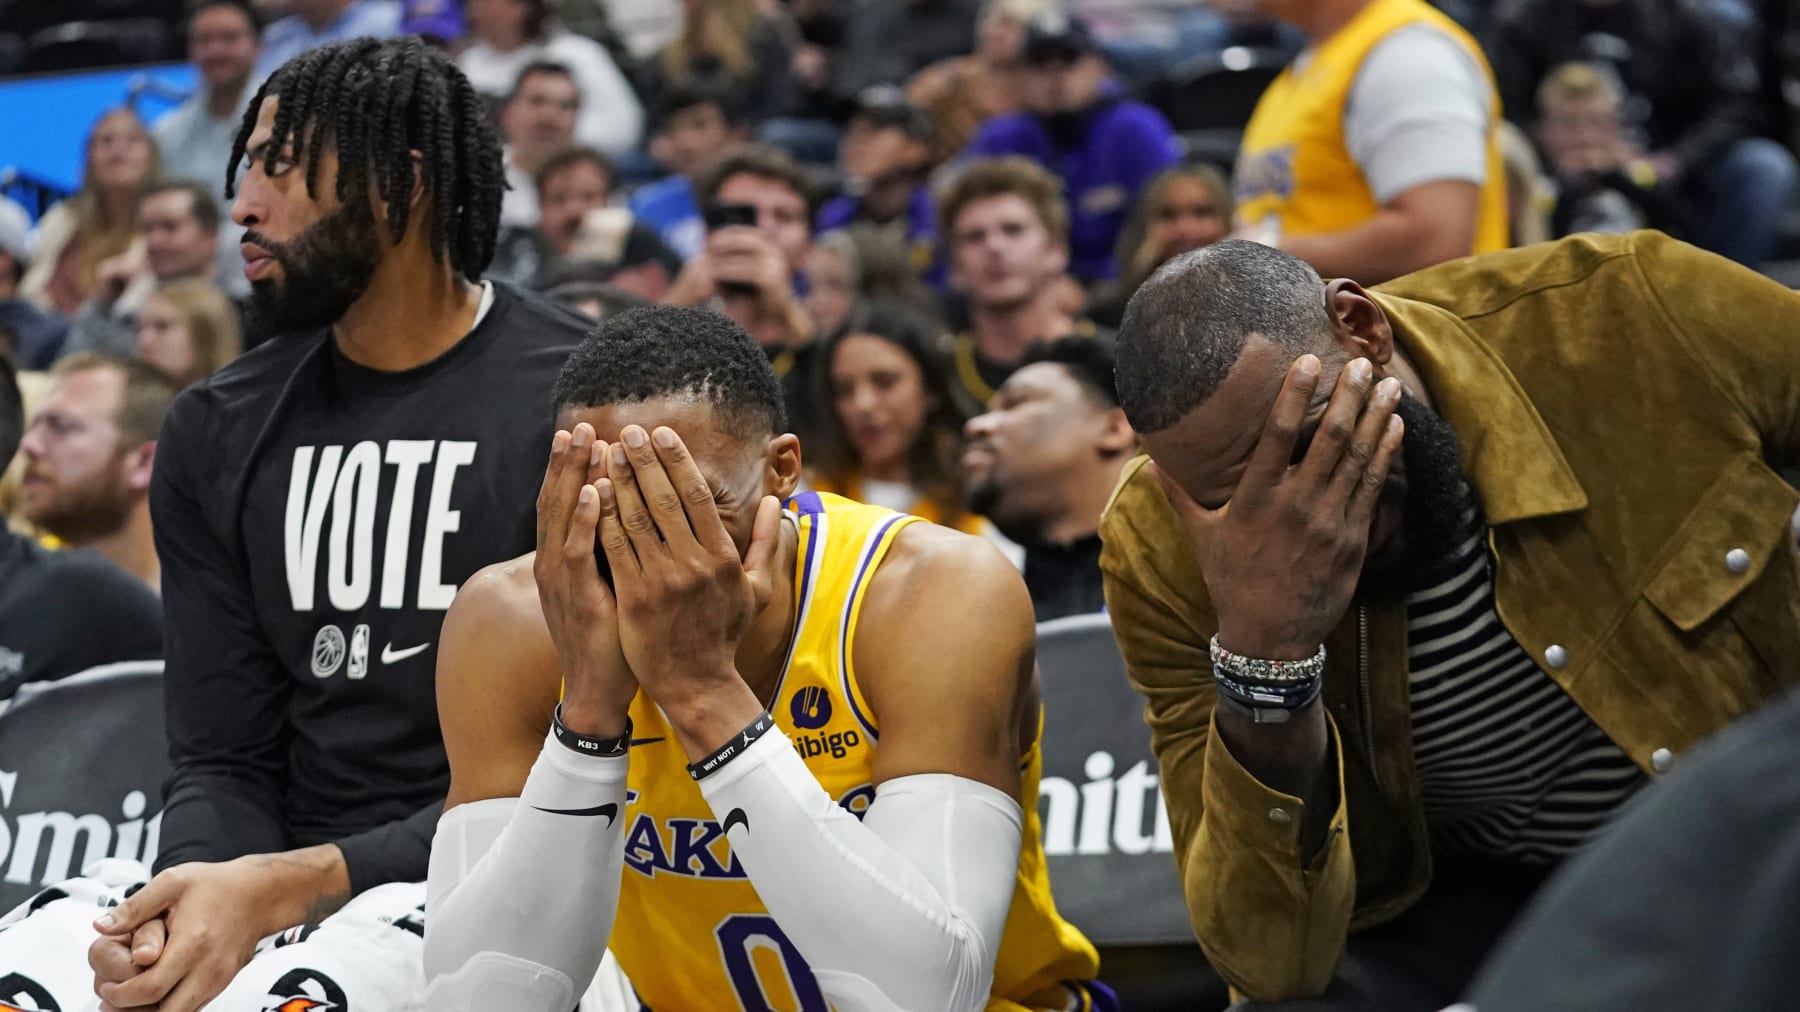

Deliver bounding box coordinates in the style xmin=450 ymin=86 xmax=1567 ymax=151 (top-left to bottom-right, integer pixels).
xmin=552 ymin=703 xmax=632 ymax=757
xmin=689 ymin=710 xmax=776 ymax=781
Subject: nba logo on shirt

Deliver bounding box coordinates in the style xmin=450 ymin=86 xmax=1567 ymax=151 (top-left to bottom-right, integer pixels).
xmin=347 ymin=624 xmax=369 ymax=680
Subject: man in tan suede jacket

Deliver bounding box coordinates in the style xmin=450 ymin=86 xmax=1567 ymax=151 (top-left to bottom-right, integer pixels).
xmin=1100 ymin=231 xmax=1800 ymax=1009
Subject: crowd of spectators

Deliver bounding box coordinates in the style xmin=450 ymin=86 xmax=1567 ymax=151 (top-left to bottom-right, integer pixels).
xmin=2 ymin=0 xmax=1791 ymax=439
xmin=0 ymin=0 xmax=1791 ymax=680
xmin=0 ymin=0 xmax=1793 ymax=707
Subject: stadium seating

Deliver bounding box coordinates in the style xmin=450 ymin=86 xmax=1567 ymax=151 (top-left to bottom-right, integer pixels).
xmin=0 ymin=0 xmax=181 ymax=39
xmin=1148 ymin=45 xmax=1290 ymax=170
xmin=21 ymin=19 xmax=174 ymax=76
xmin=0 ymin=661 xmax=168 ymax=913
xmin=1035 ymin=612 xmax=1231 ymax=1011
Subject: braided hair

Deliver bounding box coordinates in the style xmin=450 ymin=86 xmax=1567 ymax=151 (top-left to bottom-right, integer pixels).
xmin=226 ymin=37 xmax=504 ymax=280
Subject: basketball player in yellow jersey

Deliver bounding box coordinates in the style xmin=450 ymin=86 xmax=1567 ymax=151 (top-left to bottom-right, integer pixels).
xmin=421 ymin=305 xmax=1106 ymax=1012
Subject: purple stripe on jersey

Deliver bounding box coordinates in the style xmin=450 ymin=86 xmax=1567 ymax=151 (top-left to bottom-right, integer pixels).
xmin=768 ymin=511 xmax=825 ymax=711
xmin=839 ymin=514 xmax=910 ymax=740
xmin=789 ymin=490 xmax=825 ymax=516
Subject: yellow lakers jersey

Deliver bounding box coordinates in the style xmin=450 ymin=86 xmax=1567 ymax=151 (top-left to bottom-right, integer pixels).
xmin=1234 ymin=0 xmax=1508 ymax=253
xmin=609 ymin=491 xmax=1099 ymax=1011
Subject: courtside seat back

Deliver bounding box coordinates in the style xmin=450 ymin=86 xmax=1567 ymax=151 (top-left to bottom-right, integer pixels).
xmin=1035 ymin=613 xmax=1191 ymax=945
xmin=0 ymin=661 xmax=168 ymax=912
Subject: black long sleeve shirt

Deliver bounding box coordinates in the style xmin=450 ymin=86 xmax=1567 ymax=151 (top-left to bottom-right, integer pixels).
xmin=1023 ymin=533 xmax=1107 ymax=624
xmin=149 ymin=283 xmax=588 ymax=893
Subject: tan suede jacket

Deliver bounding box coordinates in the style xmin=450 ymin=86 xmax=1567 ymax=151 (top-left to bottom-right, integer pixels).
xmin=1098 ymin=232 xmax=1800 ymax=1000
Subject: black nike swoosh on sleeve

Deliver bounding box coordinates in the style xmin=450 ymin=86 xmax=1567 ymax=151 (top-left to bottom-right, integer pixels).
xmin=721 ymin=807 xmax=750 ymax=836
xmin=531 ymin=802 xmax=619 ymax=826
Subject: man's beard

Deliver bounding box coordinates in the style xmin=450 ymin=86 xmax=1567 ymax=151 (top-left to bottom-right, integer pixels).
xmin=244 ymin=201 xmax=381 ymax=340
xmin=965 ymin=470 xmax=1050 ymax=546
xmin=27 ymin=469 xmax=135 ymax=546
xmin=1356 ymin=393 xmax=1481 ymax=601
xmin=966 ymin=474 xmax=1009 ymax=530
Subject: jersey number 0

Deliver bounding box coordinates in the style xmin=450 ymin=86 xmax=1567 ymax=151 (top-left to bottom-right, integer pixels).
xmin=716 ymin=914 xmax=829 ymax=1011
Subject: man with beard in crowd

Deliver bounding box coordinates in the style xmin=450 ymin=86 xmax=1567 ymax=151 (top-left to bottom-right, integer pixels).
xmin=17 ymin=353 xmax=179 ymax=591
xmin=0 ymin=38 xmax=592 ymax=1010
xmin=0 ymin=355 xmax=163 ymax=696
xmin=1098 ymin=234 xmax=1800 ymax=1009
xmin=961 ymin=337 xmax=1134 ymax=620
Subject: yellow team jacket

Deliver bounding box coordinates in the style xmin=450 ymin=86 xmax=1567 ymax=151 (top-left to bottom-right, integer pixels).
xmin=1233 ymin=0 xmax=1508 ymax=252
xmin=609 ymin=491 xmax=1100 ymax=1010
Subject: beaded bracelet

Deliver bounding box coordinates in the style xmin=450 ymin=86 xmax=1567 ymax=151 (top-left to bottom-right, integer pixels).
xmin=1210 ymin=635 xmax=1327 ymax=683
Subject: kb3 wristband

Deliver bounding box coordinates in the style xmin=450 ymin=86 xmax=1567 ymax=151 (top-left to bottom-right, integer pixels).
xmin=689 ymin=710 xmax=777 ymax=781
xmin=551 ymin=703 xmax=632 ymax=757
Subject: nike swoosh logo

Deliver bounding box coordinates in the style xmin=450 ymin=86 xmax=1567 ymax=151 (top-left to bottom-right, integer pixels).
xmin=630 ymin=737 xmax=665 ymax=747
xmin=720 ymin=807 xmax=749 ymax=837
xmin=532 ymin=802 xmax=618 ymax=827
xmin=381 ymin=642 xmax=430 ymax=664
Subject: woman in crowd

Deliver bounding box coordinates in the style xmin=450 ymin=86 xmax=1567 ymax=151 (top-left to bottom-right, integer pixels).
xmin=1088 ymin=163 xmax=1231 ymax=327
xmin=136 ymin=278 xmax=240 ymax=388
xmin=808 ymin=299 xmax=984 ymax=535
xmin=21 ymin=108 xmax=159 ymax=317
xmin=457 ymin=0 xmax=646 ymax=156
xmin=639 ymin=0 xmax=794 ymax=129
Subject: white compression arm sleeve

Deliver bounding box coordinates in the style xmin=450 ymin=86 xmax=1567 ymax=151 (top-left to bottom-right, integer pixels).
xmin=698 ymin=730 xmax=1024 ymax=1012
xmin=423 ymin=735 xmax=627 ymax=1009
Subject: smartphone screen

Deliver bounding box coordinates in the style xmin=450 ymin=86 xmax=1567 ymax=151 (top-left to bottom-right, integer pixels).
xmin=704 ymin=201 xmax=758 ymax=231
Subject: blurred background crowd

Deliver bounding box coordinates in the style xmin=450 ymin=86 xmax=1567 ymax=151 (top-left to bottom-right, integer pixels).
xmin=1 ymin=0 xmax=1797 ymax=616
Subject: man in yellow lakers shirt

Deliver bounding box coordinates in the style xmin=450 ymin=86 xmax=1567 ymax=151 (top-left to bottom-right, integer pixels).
xmin=1228 ymin=0 xmax=1509 ymax=283
xmin=420 ymin=305 xmax=1104 ymax=1011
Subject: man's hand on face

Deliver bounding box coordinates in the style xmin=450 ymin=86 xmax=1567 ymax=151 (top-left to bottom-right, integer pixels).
xmin=89 ymin=861 xmax=273 ymax=1011
xmin=1151 ymin=355 xmax=1405 ymax=660
xmin=594 ymin=424 xmax=783 ymax=743
xmin=534 ymin=423 xmax=640 ymax=736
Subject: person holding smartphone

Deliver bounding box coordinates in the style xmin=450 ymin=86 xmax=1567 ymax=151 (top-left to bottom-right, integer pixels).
xmin=663 ymin=144 xmax=824 ymax=440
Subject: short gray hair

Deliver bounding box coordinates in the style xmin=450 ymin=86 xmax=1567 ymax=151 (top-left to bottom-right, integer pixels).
xmin=1115 ymin=240 xmax=1330 ymax=433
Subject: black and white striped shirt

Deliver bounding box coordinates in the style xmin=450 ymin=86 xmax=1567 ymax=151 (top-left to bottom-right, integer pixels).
xmin=1406 ymin=505 xmax=1645 ymax=863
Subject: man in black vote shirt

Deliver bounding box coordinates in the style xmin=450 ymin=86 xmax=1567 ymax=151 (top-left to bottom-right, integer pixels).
xmin=37 ymin=38 xmax=593 ymax=1009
